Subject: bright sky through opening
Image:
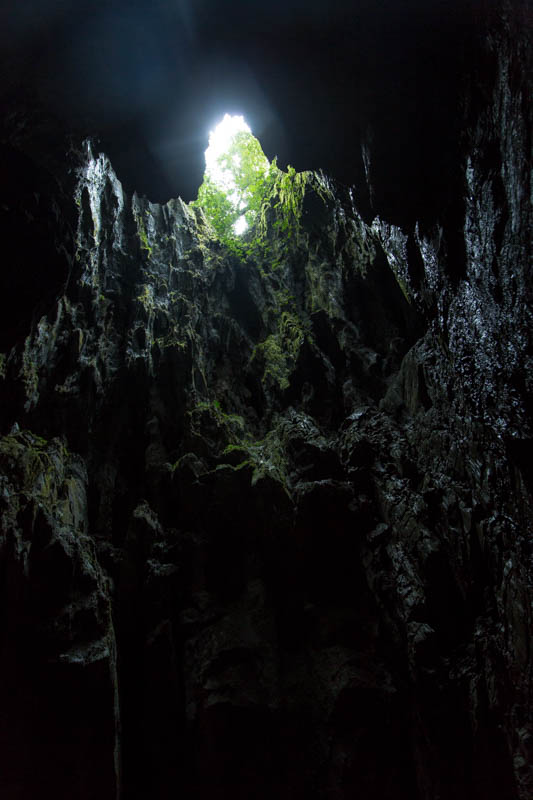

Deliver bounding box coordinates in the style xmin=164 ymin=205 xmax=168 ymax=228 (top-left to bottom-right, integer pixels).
xmin=204 ymin=114 xmax=254 ymax=235
xmin=205 ymin=114 xmax=251 ymax=185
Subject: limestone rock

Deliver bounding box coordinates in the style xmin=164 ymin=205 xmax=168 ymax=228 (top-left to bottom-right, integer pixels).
xmin=0 ymin=4 xmax=531 ymax=798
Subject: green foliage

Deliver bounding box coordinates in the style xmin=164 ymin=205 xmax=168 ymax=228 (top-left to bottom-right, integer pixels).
xmin=222 ymin=428 xmax=289 ymax=490
xmin=189 ymin=399 xmax=245 ymax=440
xmin=252 ymin=310 xmax=306 ymax=390
xmin=268 ymin=166 xmax=308 ymax=240
xmin=218 ymin=131 xmax=274 ymax=224
xmin=133 ymin=207 xmax=153 ymax=258
xmin=136 ymin=284 xmax=154 ymax=309
xmin=191 ymin=130 xmax=276 ymax=240
xmin=191 ymin=129 xmax=309 ymax=265
xmin=192 ymin=176 xmax=237 ymax=240
xmin=138 ymin=225 xmax=152 ymax=257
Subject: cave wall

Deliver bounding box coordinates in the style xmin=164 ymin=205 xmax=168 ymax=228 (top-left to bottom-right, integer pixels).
xmin=0 ymin=2 xmax=532 ymax=799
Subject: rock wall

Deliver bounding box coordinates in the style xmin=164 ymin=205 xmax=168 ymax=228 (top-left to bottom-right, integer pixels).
xmin=0 ymin=4 xmax=531 ymax=799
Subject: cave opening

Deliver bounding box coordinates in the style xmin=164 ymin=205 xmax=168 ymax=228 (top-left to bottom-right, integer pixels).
xmin=192 ymin=113 xmax=273 ymax=237
xmin=0 ymin=3 xmax=531 ymax=798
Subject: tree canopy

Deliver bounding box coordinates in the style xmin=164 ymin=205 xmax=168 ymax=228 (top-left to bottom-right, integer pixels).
xmin=192 ymin=123 xmax=275 ymax=240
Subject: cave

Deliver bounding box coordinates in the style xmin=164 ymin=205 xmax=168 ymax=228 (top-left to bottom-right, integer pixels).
xmin=0 ymin=1 xmax=532 ymax=798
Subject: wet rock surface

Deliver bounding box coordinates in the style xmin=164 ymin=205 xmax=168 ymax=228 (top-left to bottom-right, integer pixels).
xmin=0 ymin=5 xmax=532 ymax=799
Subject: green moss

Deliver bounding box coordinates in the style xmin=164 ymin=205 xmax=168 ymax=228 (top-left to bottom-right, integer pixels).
xmin=221 ymin=443 xmax=247 ymax=457
xmin=0 ymin=429 xmax=54 ymax=494
xmin=138 ymin=223 xmax=152 ymax=257
xmin=189 ymin=399 xmax=246 ymax=441
xmin=253 ymin=310 xmax=306 ymax=390
xmin=214 ymin=459 xmax=253 ymax=473
xmin=258 ymin=336 xmax=289 ymax=389
xmin=136 ymin=284 xmax=154 ymax=308
xmin=155 ymin=329 xmax=187 ymax=351
xmin=132 ymin=207 xmax=153 ymax=258
xmin=187 ymin=401 xmax=291 ymax=492
xmin=267 ymin=165 xmax=308 ymax=242
xmin=222 ymin=426 xmax=290 ymax=493
xmin=272 ymin=288 xmax=296 ymax=310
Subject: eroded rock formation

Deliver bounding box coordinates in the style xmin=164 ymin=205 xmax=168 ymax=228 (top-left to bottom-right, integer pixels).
xmin=0 ymin=4 xmax=531 ymax=799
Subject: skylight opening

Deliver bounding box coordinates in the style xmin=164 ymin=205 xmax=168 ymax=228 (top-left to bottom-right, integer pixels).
xmin=199 ymin=113 xmax=271 ymax=236
xmin=205 ymin=114 xmax=251 ymax=187
xmin=233 ymin=214 xmax=248 ymax=235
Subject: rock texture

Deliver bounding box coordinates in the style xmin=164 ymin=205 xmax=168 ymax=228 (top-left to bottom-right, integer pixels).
xmin=0 ymin=4 xmax=531 ymax=799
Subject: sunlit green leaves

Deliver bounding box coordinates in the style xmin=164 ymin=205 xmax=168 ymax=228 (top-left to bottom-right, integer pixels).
xmin=191 ymin=115 xmax=309 ymax=266
xmin=192 ymin=117 xmax=274 ymax=239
